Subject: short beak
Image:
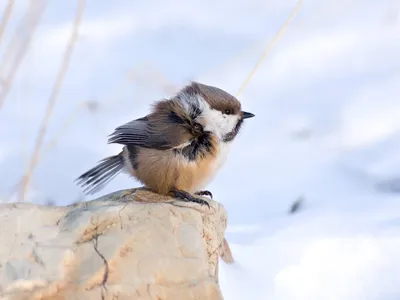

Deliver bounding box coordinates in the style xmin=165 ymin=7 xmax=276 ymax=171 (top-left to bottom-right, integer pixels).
xmin=241 ymin=111 xmax=255 ymax=119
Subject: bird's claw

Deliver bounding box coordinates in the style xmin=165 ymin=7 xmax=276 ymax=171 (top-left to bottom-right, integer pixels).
xmin=171 ymin=189 xmax=210 ymax=208
xmin=195 ymin=190 xmax=213 ymax=199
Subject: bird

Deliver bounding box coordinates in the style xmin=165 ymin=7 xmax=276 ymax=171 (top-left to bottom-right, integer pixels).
xmin=75 ymin=81 xmax=255 ymax=207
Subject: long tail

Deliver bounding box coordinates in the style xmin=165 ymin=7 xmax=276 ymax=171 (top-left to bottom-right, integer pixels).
xmin=75 ymin=153 xmax=125 ymax=195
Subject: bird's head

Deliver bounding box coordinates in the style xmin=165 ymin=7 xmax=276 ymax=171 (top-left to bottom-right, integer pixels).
xmin=176 ymin=81 xmax=255 ymax=142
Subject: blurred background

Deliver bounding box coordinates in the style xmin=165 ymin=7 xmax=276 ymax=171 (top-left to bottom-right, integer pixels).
xmin=1 ymin=0 xmax=400 ymax=299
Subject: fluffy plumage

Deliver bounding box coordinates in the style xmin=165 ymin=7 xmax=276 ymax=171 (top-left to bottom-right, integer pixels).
xmin=76 ymin=81 xmax=254 ymax=204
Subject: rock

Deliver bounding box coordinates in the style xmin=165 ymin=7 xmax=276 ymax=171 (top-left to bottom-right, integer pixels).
xmin=0 ymin=188 xmax=230 ymax=300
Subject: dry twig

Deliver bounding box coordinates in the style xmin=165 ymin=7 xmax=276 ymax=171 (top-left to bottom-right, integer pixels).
xmin=18 ymin=0 xmax=86 ymax=202
xmin=0 ymin=0 xmax=14 ymax=47
xmin=236 ymin=0 xmax=303 ymax=98
xmin=0 ymin=0 xmax=45 ymax=111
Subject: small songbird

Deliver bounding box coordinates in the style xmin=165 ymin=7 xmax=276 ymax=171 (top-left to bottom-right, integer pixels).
xmin=76 ymin=81 xmax=255 ymax=206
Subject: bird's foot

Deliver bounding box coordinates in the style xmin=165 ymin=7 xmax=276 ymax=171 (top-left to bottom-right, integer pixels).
xmin=195 ymin=190 xmax=213 ymax=199
xmin=170 ymin=189 xmax=210 ymax=208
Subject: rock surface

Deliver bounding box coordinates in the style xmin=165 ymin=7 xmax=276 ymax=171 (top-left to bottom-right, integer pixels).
xmin=0 ymin=188 xmax=231 ymax=300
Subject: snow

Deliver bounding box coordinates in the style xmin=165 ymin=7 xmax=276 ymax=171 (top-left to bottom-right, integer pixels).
xmin=1 ymin=0 xmax=400 ymax=299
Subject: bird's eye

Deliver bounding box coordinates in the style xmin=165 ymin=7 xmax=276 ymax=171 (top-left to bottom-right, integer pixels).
xmin=224 ymin=109 xmax=231 ymax=115
xmin=193 ymin=123 xmax=202 ymax=131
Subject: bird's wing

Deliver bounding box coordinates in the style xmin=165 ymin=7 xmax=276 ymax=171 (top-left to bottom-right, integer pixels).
xmin=107 ymin=115 xmax=192 ymax=150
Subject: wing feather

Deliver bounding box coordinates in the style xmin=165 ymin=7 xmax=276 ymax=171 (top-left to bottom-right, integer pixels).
xmin=108 ymin=113 xmax=192 ymax=150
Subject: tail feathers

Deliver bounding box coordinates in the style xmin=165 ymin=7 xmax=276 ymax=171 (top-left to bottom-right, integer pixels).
xmin=76 ymin=153 xmax=124 ymax=195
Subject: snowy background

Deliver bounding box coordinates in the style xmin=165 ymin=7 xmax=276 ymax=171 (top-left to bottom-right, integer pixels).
xmin=1 ymin=0 xmax=400 ymax=299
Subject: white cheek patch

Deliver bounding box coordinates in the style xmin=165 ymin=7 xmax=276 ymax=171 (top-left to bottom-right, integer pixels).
xmin=201 ymin=103 xmax=240 ymax=139
xmin=223 ymin=114 xmax=240 ymax=134
xmin=177 ymin=94 xmax=240 ymax=140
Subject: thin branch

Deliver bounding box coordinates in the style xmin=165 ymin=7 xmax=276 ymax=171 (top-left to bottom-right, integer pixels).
xmin=18 ymin=0 xmax=86 ymax=202
xmin=0 ymin=0 xmax=14 ymax=47
xmin=236 ymin=0 xmax=303 ymax=98
xmin=22 ymin=68 xmax=131 ymax=171
xmin=0 ymin=0 xmax=45 ymax=110
xmin=134 ymin=1 xmax=303 ymax=99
